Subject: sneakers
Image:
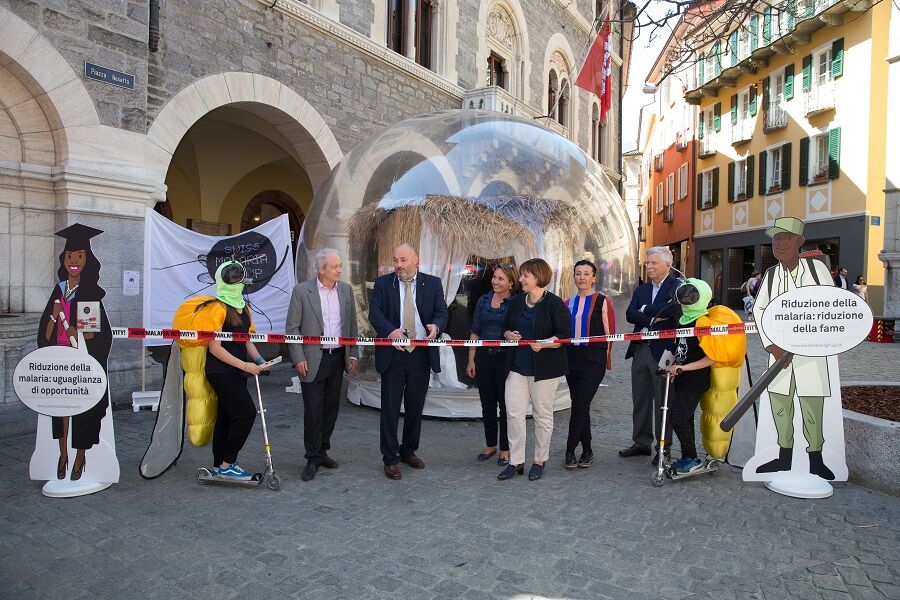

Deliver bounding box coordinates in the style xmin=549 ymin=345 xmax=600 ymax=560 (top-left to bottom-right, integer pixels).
xmin=577 ymin=450 xmax=594 ymax=468
xmin=216 ymin=463 xmax=253 ymax=480
xmin=670 ymin=458 xmax=702 ymax=474
xmin=564 ymin=451 xmax=578 ymax=470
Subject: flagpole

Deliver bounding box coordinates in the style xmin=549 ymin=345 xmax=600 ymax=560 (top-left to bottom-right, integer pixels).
xmin=540 ymin=15 xmax=607 ymax=128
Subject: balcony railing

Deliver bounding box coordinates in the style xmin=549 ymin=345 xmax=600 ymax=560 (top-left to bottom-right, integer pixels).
xmin=731 ymin=121 xmax=753 ymax=145
xmin=764 ymin=102 xmax=788 ymax=131
xmin=653 ymin=153 xmax=665 ymax=172
xmin=698 ymin=136 xmax=717 ymax=157
xmin=463 ymin=85 xmax=526 ymax=116
xmin=463 ymin=86 xmax=569 ymax=138
xmin=805 ymin=81 xmax=836 ymax=115
xmin=675 ymin=130 xmax=689 ymax=151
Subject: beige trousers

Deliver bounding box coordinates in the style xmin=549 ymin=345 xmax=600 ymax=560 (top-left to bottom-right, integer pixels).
xmin=505 ymin=371 xmax=559 ymax=465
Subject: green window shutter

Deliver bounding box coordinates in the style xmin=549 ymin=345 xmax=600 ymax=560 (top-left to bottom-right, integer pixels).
xmin=746 ymin=155 xmax=755 ymax=198
xmin=728 ymin=162 xmax=735 ymax=202
xmin=750 ymin=16 xmax=759 ymax=51
xmin=749 ymin=86 xmax=758 ymax=116
xmin=758 ymin=151 xmax=767 ymax=195
xmin=799 ymin=136 xmax=809 ymax=186
xmin=781 ymin=142 xmax=792 ymax=190
xmin=713 ymin=41 xmax=721 ymax=76
xmin=712 ymin=167 xmax=720 ymax=206
xmin=730 ymin=94 xmax=738 ymax=125
xmin=832 ymin=38 xmax=844 ymax=79
xmin=763 ymin=7 xmax=772 ymax=44
xmin=698 ymin=113 xmax=704 ymax=139
xmin=802 ymin=54 xmax=812 ymax=92
xmin=784 ymin=64 xmax=795 ymax=100
xmin=730 ymin=31 xmax=738 ymax=66
xmin=698 ymin=53 xmax=705 ymax=85
xmin=697 ymin=173 xmax=704 ymax=209
xmin=714 ymin=103 xmax=721 ymax=132
xmin=788 ymin=0 xmax=796 ymax=29
xmin=762 ymin=77 xmax=770 ymax=107
xmin=828 ymin=127 xmax=841 ymax=179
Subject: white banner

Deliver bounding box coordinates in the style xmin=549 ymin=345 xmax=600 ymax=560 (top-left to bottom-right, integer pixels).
xmin=142 ymin=209 xmax=295 ymax=343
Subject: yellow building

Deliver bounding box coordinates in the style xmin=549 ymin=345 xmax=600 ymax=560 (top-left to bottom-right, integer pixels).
xmin=680 ymin=0 xmax=889 ymax=312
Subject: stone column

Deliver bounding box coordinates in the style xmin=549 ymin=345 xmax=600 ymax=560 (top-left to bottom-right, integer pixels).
xmin=880 ymin=0 xmax=900 ymax=317
xmin=405 ymin=0 xmax=417 ymax=60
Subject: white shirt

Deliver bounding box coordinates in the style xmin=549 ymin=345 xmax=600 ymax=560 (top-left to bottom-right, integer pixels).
xmin=397 ymin=272 xmax=426 ymax=339
xmin=650 ymin=280 xmax=662 ymax=304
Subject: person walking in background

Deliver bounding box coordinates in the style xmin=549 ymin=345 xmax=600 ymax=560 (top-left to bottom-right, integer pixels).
xmin=466 ymin=264 xmax=519 ymax=466
xmin=741 ymin=271 xmax=761 ymax=314
xmin=369 ymin=244 xmax=448 ymax=480
xmin=619 ymin=246 xmax=680 ymax=466
xmin=834 ymin=267 xmax=849 ymax=289
xmin=499 ymin=258 xmax=570 ymax=482
xmin=285 ymin=249 xmax=359 ymax=482
xmin=562 ymin=260 xmax=614 ymax=470
xmin=852 ymin=276 xmax=868 ymax=303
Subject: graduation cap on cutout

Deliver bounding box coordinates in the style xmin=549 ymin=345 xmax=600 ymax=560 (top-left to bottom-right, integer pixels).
xmin=56 ymin=223 xmax=103 ymax=251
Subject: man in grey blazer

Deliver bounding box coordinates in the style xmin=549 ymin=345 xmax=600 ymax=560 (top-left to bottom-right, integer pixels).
xmin=286 ymin=248 xmax=359 ymax=481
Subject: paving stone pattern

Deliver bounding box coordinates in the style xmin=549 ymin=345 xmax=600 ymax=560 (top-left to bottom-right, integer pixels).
xmin=1 ymin=341 xmax=898 ymax=599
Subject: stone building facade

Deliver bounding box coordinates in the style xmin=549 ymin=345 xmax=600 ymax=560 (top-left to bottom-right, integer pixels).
xmin=0 ymin=0 xmax=632 ymax=402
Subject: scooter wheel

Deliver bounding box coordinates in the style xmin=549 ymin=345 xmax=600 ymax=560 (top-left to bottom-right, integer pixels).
xmin=266 ymin=474 xmax=281 ymax=491
xmin=650 ymin=472 xmax=664 ymax=487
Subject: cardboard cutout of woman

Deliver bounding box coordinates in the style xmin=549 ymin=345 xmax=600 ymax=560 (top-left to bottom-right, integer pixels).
xmin=31 ymin=224 xmax=118 ymax=484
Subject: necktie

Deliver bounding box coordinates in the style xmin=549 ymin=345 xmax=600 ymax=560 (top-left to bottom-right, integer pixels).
xmin=403 ymin=280 xmax=416 ymax=353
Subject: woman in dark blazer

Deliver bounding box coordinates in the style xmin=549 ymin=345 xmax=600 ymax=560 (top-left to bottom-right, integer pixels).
xmin=563 ymin=260 xmax=614 ymax=470
xmin=498 ymin=258 xmax=570 ymax=481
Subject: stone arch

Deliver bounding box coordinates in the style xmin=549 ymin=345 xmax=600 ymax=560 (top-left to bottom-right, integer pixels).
xmin=476 ymin=0 xmax=531 ymax=100
xmin=542 ymin=34 xmax=579 ymax=140
xmin=146 ymin=73 xmax=343 ymax=194
xmin=0 ymin=5 xmax=100 ymax=164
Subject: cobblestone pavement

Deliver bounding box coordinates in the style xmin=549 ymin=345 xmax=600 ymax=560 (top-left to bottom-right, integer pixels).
xmin=1 ymin=340 xmax=898 ymax=600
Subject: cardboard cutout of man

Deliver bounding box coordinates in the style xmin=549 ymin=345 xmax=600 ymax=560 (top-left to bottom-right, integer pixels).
xmin=31 ymin=224 xmax=119 ymax=491
xmin=750 ymin=217 xmax=837 ymax=481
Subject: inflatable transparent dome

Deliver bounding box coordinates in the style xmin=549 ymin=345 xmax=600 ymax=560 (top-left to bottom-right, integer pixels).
xmin=297 ymin=110 xmax=638 ymax=417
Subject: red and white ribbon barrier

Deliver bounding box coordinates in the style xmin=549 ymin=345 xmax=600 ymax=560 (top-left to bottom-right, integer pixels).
xmin=110 ymin=322 xmax=757 ymax=347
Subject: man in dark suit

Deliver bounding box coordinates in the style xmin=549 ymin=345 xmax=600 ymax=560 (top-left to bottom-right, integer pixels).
xmin=286 ymin=249 xmax=359 ymax=482
xmin=368 ymin=243 xmax=448 ymax=480
xmin=833 ymin=267 xmax=848 ymax=289
xmin=619 ymin=246 xmax=681 ymax=465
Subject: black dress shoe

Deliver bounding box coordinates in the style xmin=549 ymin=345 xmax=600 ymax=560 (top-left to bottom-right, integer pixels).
xmin=318 ymin=453 xmax=338 ymax=469
xmin=756 ymin=446 xmax=792 ymax=474
xmin=497 ymin=464 xmax=524 ymax=480
xmin=564 ymin=451 xmax=578 ymax=470
xmin=619 ymin=445 xmax=652 ymax=457
xmin=528 ymin=463 xmax=545 ymax=481
xmin=384 ymin=464 xmax=402 ymax=480
xmin=477 ymin=448 xmax=497 ymax=462
xmin=301 ymin=462 xmax=318 ymax=482
xmin=577 ymin=450 xmax=594 ymax=468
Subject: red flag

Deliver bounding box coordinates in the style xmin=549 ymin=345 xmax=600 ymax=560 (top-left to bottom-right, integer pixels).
xmin=575 ymin=18 xmax=613 ymax=122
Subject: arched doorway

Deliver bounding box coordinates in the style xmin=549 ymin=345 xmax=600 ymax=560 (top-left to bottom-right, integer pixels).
xmin=241 ymin=190 xmax=304 ymax=246
xmin=160 ymin=105 xmax=313 ymax=237
xmin=146 ymin=73 xmax=342 ymax=243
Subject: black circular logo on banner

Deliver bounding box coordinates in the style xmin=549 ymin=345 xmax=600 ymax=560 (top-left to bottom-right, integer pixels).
xmin=206 ymin=232 xmax=276 ymax=295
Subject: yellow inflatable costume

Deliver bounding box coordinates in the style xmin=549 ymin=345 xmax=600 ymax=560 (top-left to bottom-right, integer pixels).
xmin=696 ymin=305 xmax=747 ymax=460
xmin=171 ymin=296 xmax=254 ymax=447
